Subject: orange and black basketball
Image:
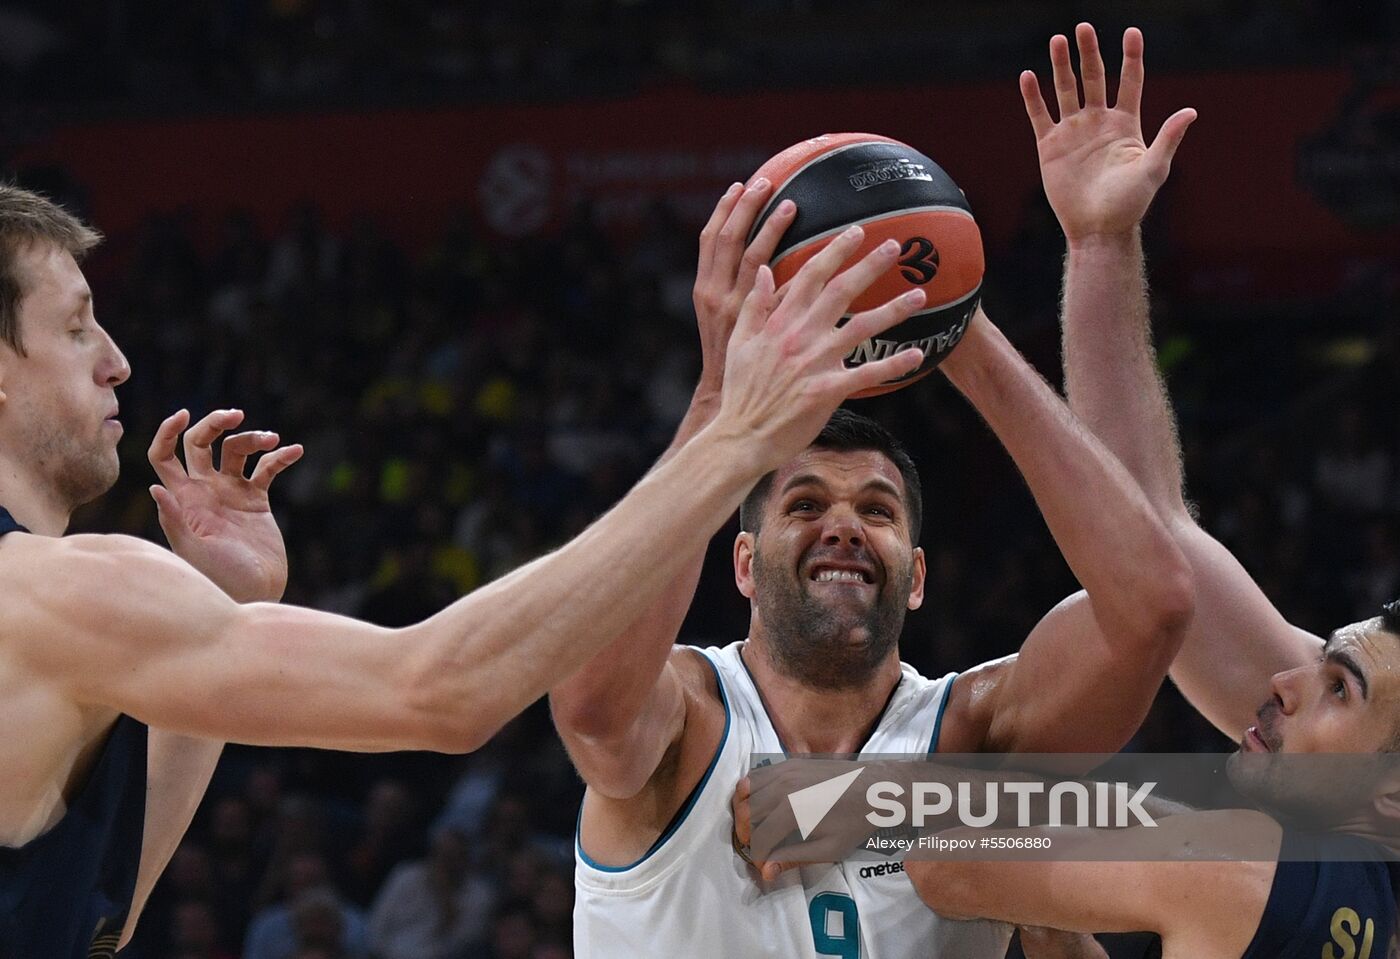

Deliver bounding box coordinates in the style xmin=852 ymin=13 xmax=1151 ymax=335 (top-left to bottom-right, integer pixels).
xmin=747 ymin=133 xmax=984 ymax=397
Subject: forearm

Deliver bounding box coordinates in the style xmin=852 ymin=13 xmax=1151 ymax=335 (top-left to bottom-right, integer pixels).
xmin=1062 ymin=236 xmax=1317 ymax=730
xmin=551 ymin=382 xmax=721 ymax=738
xmin=1061 ymin=231 xmax=1187 ymax=518
xmin=410 ymin=421 xmax=758 ymax=749
xmin=941 ymin=317 xmax=1192 ymax=639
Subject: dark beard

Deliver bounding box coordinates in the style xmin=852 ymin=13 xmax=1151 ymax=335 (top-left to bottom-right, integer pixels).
xmin=1227 ymin=745 xmax=1388 ymax=830
xmin=751 ymin=545 xmax=913 ymax=690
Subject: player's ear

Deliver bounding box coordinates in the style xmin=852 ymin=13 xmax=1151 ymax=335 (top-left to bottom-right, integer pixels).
xmin=907 ymin=547 xmax=926 ymax=610
xmin=735 ymin=531 xmax=757 ymax=599
xmin=1371 ymin=766 xmax=1400 ymax=824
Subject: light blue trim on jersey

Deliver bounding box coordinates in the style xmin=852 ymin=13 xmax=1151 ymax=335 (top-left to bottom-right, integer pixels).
xmin=927 ymin=672 xmax=958 ymax=754
xmin=575 ymin=652 xmax=733 ymax=874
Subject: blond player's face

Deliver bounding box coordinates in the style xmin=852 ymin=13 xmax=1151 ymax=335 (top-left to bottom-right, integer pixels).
xmin=0 ymin=243 xmax=130 ymax=507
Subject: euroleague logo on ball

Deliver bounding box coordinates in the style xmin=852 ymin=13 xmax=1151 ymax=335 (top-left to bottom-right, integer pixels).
xmin=897 ymin=237 xmax=939 ymax=284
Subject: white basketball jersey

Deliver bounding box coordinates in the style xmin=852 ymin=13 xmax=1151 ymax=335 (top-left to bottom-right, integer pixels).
xmin=574 ymin=641 xmax=1013 ymax=958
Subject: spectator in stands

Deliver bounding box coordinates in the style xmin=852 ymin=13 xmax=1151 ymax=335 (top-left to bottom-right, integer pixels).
xmin=244 ymin=853 xmax=367 ymax=959
xmin=367 ymin=828 xmax=496 ymax=958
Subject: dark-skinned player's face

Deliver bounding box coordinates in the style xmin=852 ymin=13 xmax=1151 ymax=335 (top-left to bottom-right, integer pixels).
xmin=735 ymin=448 xmax=924 ymax=690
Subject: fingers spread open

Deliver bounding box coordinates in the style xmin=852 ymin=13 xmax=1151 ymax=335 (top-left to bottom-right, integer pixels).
xmin=148 ymin=483 xmax=185 ymax=531
xmin=714 ymin=178 xmax=774 ymax=281
xmin=1020 ymin=71 xmax=1053 ymax=139
xmin=829 ymin=286 xmax=925 ymax=358
xmin=844 ymin=345 xmax=925 ymax=398
xmin=183 ymin=409 xmax=243 ymax=477
xmin=806 ymin=236 xmax=900 ymax=330
xmin=1076 ymin=23 xmax=1107 ymax=109
xmin=739 ymin=199 xmax=796 ymax=297
xmin=1146 ymin=106 xmax=1198 ymax=178
xmin=1049 ymin=33 xmax=1080 ymax=119
xmin=733 ymin=265 xmax=779 ymax=344
xmin=219 ymin=430 xmax=280 ymax=478
xmin=698 ymin=182 xmax=744 ymax=277
xmin=1115 ymin=27 xmax=1146 ymax=115
xmin=148 ymin=409 xmax=192 ymax=489
xmin=250 ymin=444 xmax=304 ymax=492
xmin=779 ymin=225 xmax=866 ymax=318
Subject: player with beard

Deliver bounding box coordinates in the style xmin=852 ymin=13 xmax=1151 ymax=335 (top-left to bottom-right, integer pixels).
xmin=0 ymin=183 xmax=926 ymax=957
xmin=906 ymin=24 xmax=1400 ymax=959
xmin=554 ymin=171 xmax=1197 ymax=957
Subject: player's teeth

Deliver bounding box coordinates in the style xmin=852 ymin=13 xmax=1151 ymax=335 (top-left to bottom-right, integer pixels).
xmin=816 ymin=570 xmax=864 ymax=582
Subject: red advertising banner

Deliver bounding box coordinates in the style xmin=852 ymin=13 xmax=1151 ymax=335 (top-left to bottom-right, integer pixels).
xmin=13 ymin=65 xmax=1399 ymax=299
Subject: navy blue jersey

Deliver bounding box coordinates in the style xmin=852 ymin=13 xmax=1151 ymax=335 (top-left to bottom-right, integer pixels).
xmin=0 ymin=507 xmax=149 ymax=959
xmin=1241 ymin=831 xmax=1400 ymax=959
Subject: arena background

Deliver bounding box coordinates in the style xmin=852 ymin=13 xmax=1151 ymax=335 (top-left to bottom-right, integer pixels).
xmin=3 ymin=2 xmax=1397 ymax=956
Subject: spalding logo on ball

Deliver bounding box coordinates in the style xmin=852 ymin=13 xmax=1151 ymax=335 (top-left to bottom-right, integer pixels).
xmin=747 ymin=133 xmax=983 ymax=398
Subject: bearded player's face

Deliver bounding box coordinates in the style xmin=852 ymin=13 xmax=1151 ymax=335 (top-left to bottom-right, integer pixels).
xmin=736 ymin=447 xmax=925 ymax=690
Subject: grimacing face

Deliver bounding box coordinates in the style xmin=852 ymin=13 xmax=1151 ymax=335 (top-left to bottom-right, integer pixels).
xmin=0 ymin=243 xmax=129 ymax=510
xmin=734 ymin=447 xmax=925 ymax=690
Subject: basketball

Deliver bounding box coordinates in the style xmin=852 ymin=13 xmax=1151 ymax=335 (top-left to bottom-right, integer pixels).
xmin=746 ymin=133 xmax=984 ymax=397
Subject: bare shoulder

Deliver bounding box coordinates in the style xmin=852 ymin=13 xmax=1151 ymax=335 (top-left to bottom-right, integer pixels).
xmin=0 ymin=532 xmax=185 ymax=596
xmin=0 ymin=532 xmax=235 ymax=702
xmin=933 ymin=653 xmax=1018 ymax=753
xmin=670 ymin=645 xmax=725 ymax=712
xmin=661 ymin=645 xmax=728 ymax=780
xmin=577 ymin=646 xmax=728 ymax=867
xmin=0 ymin=533 xmax=198 ymax=637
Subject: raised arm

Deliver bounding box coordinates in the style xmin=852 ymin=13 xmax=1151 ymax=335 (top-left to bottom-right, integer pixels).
xmin=128 ymin=406 xmax=306 ymax=947
xmin=937 ymin=311 xmax=1193 ymax=753
xmin=1031 ymin=24 xmax=1320 ymax=738
xmin=550 ymin=180 xmax=796 ymax=799
xmin=6 ymin=225 xmax=925 ymax=756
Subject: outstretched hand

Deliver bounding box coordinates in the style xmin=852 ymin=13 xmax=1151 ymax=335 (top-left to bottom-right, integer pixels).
xmin=716 ymin=226 xmax=926 ymax=472
xmin=693 ymin=178 xmax=797 ymax=387
xmin=1022 ymin=24 xmax=1196 ymax=241
xmin=147 ymin=408 xmax=303 ymax=604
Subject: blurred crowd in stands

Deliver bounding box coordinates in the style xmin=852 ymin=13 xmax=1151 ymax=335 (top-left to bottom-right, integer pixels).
xmin=0 ymin=0 xmax=1396 ymax=114
xmin=0 ymin=5 xmax=1395 ymax=956
xmin=8 ymin=160 xmax=1384 ymax=957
